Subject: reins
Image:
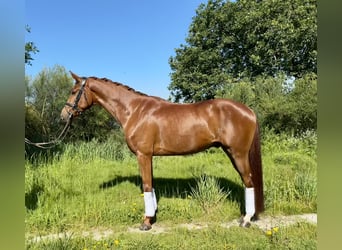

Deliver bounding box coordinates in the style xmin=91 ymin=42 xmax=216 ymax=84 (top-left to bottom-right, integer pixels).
xmin=24 ymin=114 xmax=73 ymax=149
xmin=25 ymin=79 xmax=87 ymax=149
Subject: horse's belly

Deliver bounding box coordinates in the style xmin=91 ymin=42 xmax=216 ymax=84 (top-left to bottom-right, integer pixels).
xmin=153 ymin=130 xmax=215 ymax=156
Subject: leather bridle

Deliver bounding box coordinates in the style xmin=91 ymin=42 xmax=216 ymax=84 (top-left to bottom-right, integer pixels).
xmin=64 ymin=78 xmax=88 ymax=117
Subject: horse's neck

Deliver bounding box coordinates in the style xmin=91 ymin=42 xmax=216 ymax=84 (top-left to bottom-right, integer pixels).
xmin=89 ymin=81 xmax=139 ymax=127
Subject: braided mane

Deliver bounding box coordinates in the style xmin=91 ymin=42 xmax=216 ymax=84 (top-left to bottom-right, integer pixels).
xmin=89 ymin=76 xmax=149 ymax=97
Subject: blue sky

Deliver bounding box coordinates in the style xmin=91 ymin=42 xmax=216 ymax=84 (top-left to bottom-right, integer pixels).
xmin=25 ymin=0 xmax=207 ymax=99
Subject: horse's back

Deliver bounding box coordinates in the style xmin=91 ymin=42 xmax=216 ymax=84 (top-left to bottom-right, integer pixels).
xmin=141 ymin=97 xmax=256 ymax=137
xmin=160 ymin=98 xmax=256 ymax=126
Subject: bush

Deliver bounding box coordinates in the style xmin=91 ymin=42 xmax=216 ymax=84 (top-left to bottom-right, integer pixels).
xmin=219 ymin=74 xmax=317 ymax=135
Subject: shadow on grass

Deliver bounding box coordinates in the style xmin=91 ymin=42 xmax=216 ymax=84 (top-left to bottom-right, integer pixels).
xmin=99 ymin=175 xmax=245 ymax=214
xmin=25 ymin=183 xmax=44 ymax=211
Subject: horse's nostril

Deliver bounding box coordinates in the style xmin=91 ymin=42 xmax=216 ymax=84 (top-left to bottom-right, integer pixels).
xmin=60 ymin=111 xmax=69 ymax=122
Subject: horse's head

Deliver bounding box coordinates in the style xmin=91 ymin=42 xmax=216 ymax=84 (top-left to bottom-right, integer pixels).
xmin=60 ymin=72 xmax=93 ymax=121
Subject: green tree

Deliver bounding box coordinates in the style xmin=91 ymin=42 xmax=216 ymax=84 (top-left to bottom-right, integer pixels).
xmin=286 ymin=73 xmax=317 ymax=133
xmin=25 ymin=25 xmax=39 ymax=66
xmin=168 ymin=0 xmax=317 ymax=102
xmin=25 ymin=65 xmax=74 ymax=142
xmin=257 ymin=73 xmax=317 ymax=134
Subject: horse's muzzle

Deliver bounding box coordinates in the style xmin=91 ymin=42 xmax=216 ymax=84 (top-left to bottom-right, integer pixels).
xmin=60 ymin=107 xmax=73 ymax=122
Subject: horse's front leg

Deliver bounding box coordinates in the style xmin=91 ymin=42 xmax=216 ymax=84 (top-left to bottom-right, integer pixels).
xmin=137 ymin=152 xmax=157 ymax=231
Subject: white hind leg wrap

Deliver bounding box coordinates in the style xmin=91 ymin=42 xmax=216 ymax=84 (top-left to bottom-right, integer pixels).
xmin=245 ymin=187 xmax=255 ymax=216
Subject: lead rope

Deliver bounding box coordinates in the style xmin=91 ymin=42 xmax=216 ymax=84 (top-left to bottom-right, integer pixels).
xmin=24 ymin=113 xmax=73 ymax=149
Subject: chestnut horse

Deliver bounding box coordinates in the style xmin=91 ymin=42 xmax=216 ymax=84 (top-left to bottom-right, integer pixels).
xmin=60 ymin=72 xmax=264 ymax=230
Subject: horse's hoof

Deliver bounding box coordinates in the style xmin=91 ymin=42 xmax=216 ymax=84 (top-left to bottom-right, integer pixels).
xmin=239 ymin=221 xmax=251 ymax=228
xmin=139 ymin=223 xmax=152 ymax=231
xmin=238 ymin=216 xmax=251 ymax=228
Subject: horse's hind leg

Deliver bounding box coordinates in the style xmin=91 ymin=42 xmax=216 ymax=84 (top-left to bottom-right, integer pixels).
xmin=223 ymin=149 xmax=255 ymax=227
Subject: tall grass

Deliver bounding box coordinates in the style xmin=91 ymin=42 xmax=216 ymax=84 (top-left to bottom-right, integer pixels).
xmin=261 ymin=129 xmax=317 ymax=214
xmin=25 ymin=129 xmax=317 ymax=248
xmin=190 ymin=175 xmax=230 ymax=213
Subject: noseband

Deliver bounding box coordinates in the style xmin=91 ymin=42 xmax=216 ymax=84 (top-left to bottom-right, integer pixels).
xmin=65 ymin=79 xmax=87 ymax=117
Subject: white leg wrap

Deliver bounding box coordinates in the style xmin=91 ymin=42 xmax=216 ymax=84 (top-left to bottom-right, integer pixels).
xmin=245 ymin=187 xmax=255 ymax=216
xmin=144 ymin=192 xmax=156 ymax=217
xmin=152 ymin=188 xmax=157 ymax=210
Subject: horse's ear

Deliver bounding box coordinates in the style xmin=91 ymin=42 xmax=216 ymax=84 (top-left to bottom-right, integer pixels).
xmin=70 ymin=71 xmax=82 ymax=83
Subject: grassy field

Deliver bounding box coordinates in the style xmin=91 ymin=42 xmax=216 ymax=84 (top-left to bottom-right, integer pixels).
xmin=25 ymin=129 xmax=317 ymax=249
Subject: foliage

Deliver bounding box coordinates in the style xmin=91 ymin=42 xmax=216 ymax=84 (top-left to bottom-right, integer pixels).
xmin=168 ymin=0 xmax=317 ymax=102
xmin=25 ymin=25 xmax=39 ymax=66
xmin=25 ymin=65 xmax=73 ymax=138
xmin=218 ymin=73 xmax=317 ymax=134
xmin=286 ymin=73 xmax=317 ymax=133
xmin=25 ymin=65 xmax=119 ymax=159
xmin=262 ymin=129 xmax=317 ymax=213
xmin=62 ymin=132 xmax=130 ymax=162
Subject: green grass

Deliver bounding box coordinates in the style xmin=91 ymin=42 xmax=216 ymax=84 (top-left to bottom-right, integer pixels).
xmin=25 ymin=130 xmax=317 ymax=249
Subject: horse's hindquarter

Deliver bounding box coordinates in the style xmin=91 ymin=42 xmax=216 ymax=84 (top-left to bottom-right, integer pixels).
xmin=126 ymin=98 xmax=256 ymax=156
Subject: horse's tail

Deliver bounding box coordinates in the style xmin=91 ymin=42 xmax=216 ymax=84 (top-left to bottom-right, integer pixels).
xmin=249 ymin=122 xmax=264 ymax=217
